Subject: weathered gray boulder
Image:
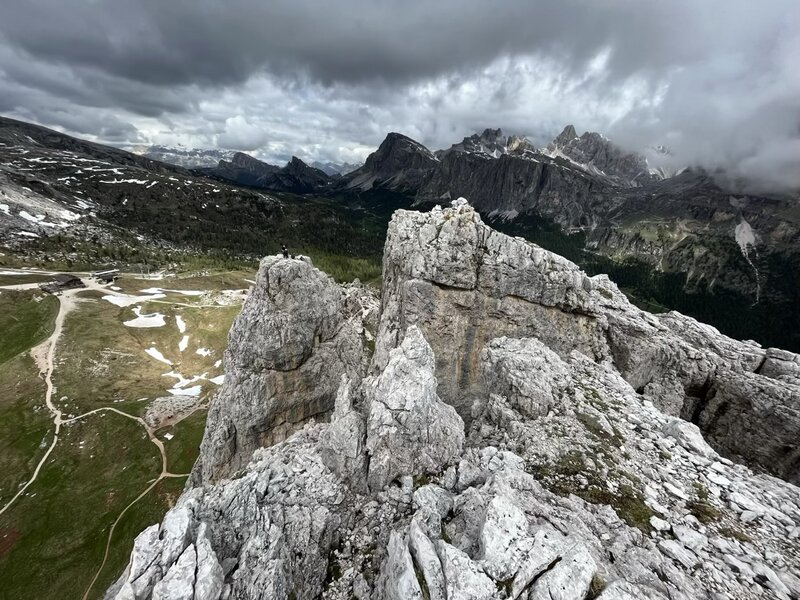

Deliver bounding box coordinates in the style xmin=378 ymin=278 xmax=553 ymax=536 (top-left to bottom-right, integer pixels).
xmin=366 ymin=325 xmax=465 ymax=492
xmin=480 ymin=337 xmax=570 ymax=418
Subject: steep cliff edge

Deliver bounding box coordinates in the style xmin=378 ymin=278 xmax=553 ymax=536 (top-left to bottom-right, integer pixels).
xmin=109 ymin=201 xmax=800 ymax=600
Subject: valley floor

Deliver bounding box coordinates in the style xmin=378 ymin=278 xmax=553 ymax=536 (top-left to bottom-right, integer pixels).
xmin=0 ymin=268 xmax=250 ymax=600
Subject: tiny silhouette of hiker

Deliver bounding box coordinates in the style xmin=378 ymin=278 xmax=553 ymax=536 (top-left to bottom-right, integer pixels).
xmin=281 ymin=244 xmax=289 ymax=259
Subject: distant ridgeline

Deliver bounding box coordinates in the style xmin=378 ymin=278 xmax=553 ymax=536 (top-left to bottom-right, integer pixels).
xmin=1 ymin=116 xmax=797 ymax=351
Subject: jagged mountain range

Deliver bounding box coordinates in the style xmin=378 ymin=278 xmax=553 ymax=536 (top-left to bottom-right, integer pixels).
xmin=108 ymin=202 xmax=800 ymax=600
xmin=135 ymin=144 xmax=237 ymax=169
xmin=1 ymin=115 xmax=798 ymax=351
xmin=201 ymin=152 xmax=334 ymax=194
xmin=335 ymin=128 xmax=800 ymax=350
xmin=0 ymin=116 xmax=388 ymax=263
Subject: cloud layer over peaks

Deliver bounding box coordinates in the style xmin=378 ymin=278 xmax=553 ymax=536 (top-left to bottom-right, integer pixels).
xmin=1 ymin=0 xmax=798 ymax=190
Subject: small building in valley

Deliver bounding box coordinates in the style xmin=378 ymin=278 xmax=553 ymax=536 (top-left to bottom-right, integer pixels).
xmin=39 ymin=274 xmax=85 ymax=294
xmin=91 ymin=269 xmax=119 ymax=283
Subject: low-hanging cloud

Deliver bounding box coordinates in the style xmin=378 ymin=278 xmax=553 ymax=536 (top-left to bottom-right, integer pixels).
xmin=0 ymin=0 xmax=797 ymax=191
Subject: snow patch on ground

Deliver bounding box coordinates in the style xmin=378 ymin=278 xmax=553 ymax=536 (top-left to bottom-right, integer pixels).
xmin=141 ymin=287 xmax=205 ymax=296
xmin=214 ymin=359 xmax=222 ymax=368
xmin=168 ymin=385 xmax=201 ymax=397
xmin=103 ymin=292 xmax=166 ymax=307
xmin=735 ymin=219 xmax=756 ymax=255
xmin=209 ymin=374 xmax=225 ymax=385
xmin=162 ymin=371 xmax=207 ymax=389
xmin=0 ymin=204 xmax=9 ymax=215
xmin=196 ymin=348 xmax=212 ymax=357
xmin=178 ymin=335 xmax=189 ymax=352
xmin=175 ymin=315 xmax=186 ymax=333
xmin=124 ymin=306 xmax=166 ymax=328
xmin=734 ymin=218 xmax=761 ymax=304
xmin=19 ymin=210 xmax=59 ymax=227
xmin=100 ymin=178 xmax=150 ymax=184
xmin=145 ymin=347 xmax=172 ymax=365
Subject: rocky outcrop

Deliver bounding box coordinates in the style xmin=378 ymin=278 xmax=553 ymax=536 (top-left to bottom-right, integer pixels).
xmin=111 ymin=201 xmax=800 ymax=600
xmin=190 ymin=255 xmax=374 ymax=484
xmin=373 ymin=201 xmax=800 ymax=484
xmin=417 ymin=149 xmax=611 ymax=229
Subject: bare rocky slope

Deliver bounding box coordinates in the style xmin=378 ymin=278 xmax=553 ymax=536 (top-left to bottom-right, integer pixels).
xmin=107 ymin=200 xmax=799 ymax=600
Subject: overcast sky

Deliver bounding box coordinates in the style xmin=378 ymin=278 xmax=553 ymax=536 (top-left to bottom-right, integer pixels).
xmin=1 ymin=0 xmax=798 ymax=190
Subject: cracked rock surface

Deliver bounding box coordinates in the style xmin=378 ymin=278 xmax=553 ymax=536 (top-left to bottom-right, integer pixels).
xmin=110 ymin=202 xmax=800 ymax=600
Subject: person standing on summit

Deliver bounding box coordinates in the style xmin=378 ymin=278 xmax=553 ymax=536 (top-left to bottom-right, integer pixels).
xmin=281 ymin=244 xmax=289 ymax=259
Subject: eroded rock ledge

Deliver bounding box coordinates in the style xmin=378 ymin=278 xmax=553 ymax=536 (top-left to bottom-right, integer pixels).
xmin=109 ymin=202 xmax=800 ymax=600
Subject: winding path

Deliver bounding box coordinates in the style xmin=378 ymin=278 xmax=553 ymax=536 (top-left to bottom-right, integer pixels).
xmin=0 ymin=286 xmax=78 ymax=517
xmin=0 ymin=271 xmax=242 ymax=598
xmin=0 ymin=278 xmax=194 ymax=600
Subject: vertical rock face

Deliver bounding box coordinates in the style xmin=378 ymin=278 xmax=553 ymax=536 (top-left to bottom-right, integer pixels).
xmin=111 ymin=202 xmax=800 ymax=600
xmin=191 ymin=255 xmax=372 ymax=484
xmin=373 ymin=202 xmax=615 ymax=419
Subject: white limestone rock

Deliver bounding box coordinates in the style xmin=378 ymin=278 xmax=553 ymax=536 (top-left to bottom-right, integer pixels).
xmin=382 ymin=531 xmax=424 ymax=600
xmin=319 ymin=375 xmax=369 ymax=492
xmin=151 ymin=545 xmax=196 ymax=600
xmin=478 ymin=495 xmax=532 ymax=581
xmin=366 ymin=325 xmax=465 ymax=492
xmin=435 ymin=540 xmax=496 ymax=600
xmin=408 ymin=520 xmax=447 ymax=600
xmin=191 ymin=256 xmax=371 ymax=484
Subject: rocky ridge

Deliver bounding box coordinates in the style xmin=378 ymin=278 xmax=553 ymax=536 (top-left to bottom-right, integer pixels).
xmin=436 ymin=128 xmax=536 ymax=160
xmin=543 ymin=125 xmax=656 ymax=187
xmin=208 ymin=153 xmax=333 ymax=193
xmin=108 ymin=200 xmax=800 ymax=600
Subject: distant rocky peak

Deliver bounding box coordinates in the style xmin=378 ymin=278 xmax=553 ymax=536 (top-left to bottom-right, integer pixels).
xmin=228 ymin=151 xmax=269 ymax=168
xmin=311 ymin=160 xmax=362 ymax=176
xmin=364 ymin=132 xmax=437 ymax=169
xmin=285 ymin=155 xmax=314 ymax=172
xmin=546 ymin=124 xmax=653 ymax=187
xmin=552 ymin=124 xmax=579 ymax=147
xmin=478 ymin=127 xmax=504 ymax=142
xmin=440 ymin=128 xmax=536 ymax=159
xmin=340 ymin=132 xmax=438 ymax=192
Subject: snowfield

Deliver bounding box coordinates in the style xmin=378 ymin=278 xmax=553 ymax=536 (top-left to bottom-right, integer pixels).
xmin=103 ymin=293 xmax=166 ymax=307
xmin=123 ymin=306 xmax=166 ymax=328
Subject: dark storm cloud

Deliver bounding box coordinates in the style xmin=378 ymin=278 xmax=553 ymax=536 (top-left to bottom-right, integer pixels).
xmin=0 ymin=0 xmax=798 ymax=190
xmin=2 ymin=0 xmax=781 ymax=90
